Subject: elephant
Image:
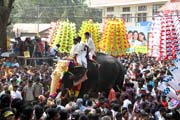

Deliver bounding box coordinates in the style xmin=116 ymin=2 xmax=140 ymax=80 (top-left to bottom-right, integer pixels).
xmin=61 ymin=52 xmax=126 ymax=98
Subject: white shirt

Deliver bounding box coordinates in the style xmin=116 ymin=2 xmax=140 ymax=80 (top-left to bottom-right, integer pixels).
xmin=11 ymin=90 xmax=22 ymax=100
xmin=122 ymin=99 xmax=132 ymax=108
xmin=70 ymin=43 xmax=80 ymax=57
xmin=155 ymin=111 xmax=166 ymax=120
xmin=12 ymin=63 xmax=20 ymax=67
xmin=133 ymin=40 xmax=144 ymax=46
xmin=50 ymin=46 xmax=58 ymax=56
xmin=23 ymin=85 xmax=34 ymax=101
xmin=86 ymin=37 xmax=95 ymax=55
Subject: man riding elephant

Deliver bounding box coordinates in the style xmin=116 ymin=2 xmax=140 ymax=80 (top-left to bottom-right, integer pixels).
xmin=84 ymin=32 xmax=96 ymax=61
xmin=50 ymin=32 xmax=125 ymax=98
xmin=70 ymin=37 xmax=87 ymax=68
xmin=59 ymin=52 xmax=125 ymax=98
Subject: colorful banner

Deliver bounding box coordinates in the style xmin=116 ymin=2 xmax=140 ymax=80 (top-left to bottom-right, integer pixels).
xmin=126 ymin=22 xmax=151 ymax=53
xmin=126 ymin=46 xmax=148 ymax=54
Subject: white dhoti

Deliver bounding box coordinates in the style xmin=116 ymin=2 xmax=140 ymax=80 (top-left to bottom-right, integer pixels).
xmin=76 ymin=51 xmax=87 ymax=68
xmin=89 ymin=51 xmax=95 ymax=60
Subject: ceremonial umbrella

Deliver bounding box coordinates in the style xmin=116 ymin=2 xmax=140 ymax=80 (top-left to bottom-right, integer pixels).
xmin=1 ymin=52 xmax=16 ymax=57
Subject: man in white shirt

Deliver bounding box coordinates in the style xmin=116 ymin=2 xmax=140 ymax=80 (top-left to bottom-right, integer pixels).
xmin=50 ymin=44 xmax=60 ymax=56
xmin=70 ymin=37 xmax=87 ymax=68
xmin=70 ymin=38 xmax=80 ymax=58
xmin=84 ymin=32 xmax=96 ymax=60
xmin=122 ymin=95 xmax=132 ymax=108
xmin=23 ymin=80 xmax=34 ymax=103
xmin=10 ymin=85 xmax=22 ymax=100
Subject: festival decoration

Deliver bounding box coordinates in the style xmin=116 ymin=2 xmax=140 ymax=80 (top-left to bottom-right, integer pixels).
xmin=50 ymin=20 xmax=76 ymax=53
xmin=158 ymin=53 xmax=180 ymax=112
xmin=99 ymin=19 xmax=129 ymax=57
xmin=50 ymin=60 xmax=69 ymax=96
xmin=78 ymin=20 xmax=100 ymax=51
xmin=149 ymin=11 xmax=180 ymax=60
xmin=50 ymin=60 xmax=85 ymax=97
xmin=48 ymin=22 xmax=57 ymax=46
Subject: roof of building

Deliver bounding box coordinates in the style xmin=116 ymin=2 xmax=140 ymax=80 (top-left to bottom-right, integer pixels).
xmin=159 ymin=1 xmax=180 ymax=11
xmin=13 ymin=23 xmax=50 ymax=34
xmin=89 ymin=0 xmax=169 ymax=8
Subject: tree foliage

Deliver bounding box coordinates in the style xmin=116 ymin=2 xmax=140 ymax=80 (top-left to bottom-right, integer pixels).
xmin=11 ymin=0 xmax=102 ymax=29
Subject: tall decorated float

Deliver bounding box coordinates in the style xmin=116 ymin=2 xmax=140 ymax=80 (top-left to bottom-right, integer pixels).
xmin=99 ymin=19 xmax=129 ymax=57
xmin=49 ymin=20 xmax=76 ymax=53
xmin=78 ymin=20 xmax=100 ymax=51
xmin=149 ymin=0 xmax=180 ymax=113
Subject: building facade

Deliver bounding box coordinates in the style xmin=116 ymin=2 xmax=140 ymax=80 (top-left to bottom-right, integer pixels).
xmin=89 ymin=0 xmax=169 ymax=25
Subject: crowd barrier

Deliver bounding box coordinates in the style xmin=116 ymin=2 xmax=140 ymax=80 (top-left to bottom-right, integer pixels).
xmin=16 ymin=56 xmax=55 ymax=66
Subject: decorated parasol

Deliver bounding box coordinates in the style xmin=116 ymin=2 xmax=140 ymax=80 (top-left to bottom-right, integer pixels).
xmin=78 ymin=20 xmax=100 ymax=51
xmin=99 ymin=19 xmax=129 ymax=57
xmin=49 ymin=20 xmax=76 ymax=53
xmin=148 ymin=0 xmax=180 ymax=60
xmin=153 ymin=0 xmax=180 ymax=113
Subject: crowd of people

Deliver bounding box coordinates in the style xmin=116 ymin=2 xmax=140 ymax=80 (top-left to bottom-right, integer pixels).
xmin=0 ymin=51 xmax=179 ymax=120
xmin=0 ymin=32 xmax=179 ymax=120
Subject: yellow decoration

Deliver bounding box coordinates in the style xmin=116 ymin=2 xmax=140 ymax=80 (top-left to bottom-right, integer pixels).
xmin=78 ymin=20 xmax=100 ymax=51
xmin=100 ymin=19 xmax=129 ymax=56
xmin=50 ymin=20 xmax=76 ymax=53
xmin=24 ymin=51 xmax=30 ymax=58
xmin=50 ymin=60 xmax=69 ymax=95
xmin=7 ymin=36 xmax=10 ymax=50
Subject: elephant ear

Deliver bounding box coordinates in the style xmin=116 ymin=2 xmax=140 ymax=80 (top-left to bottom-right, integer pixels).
xmin=62 ymin=66 xmax=88 ymax=88
xmin=62 ymin=72 xmax=74 ymax=89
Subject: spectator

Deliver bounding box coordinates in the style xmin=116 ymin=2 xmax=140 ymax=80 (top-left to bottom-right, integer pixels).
xmin=23 ymin=80 xmax=34 ymax=103
xmin=10 ymin=85 xmax=22 ymax=100
xmin=33 ymin=77 xmax=43 ymax=100
xmin=46 ymin=108 xmax=60 ymax=120
xmin=0 ymin=108 xmax=15 ymax=120
xmin=50 ymin=44 xmax=60 ymax=56
xmin=20 ymin=105 xmax=33 ymax=120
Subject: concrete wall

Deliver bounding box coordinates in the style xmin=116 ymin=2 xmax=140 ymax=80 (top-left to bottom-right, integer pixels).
xmin=98 ymin=2 xmax=167 ymax=24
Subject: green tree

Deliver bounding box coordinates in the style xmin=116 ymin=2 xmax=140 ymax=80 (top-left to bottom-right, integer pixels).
xmin=0 ymin=0 xmax=15 ymax=51
xmin=12 ymin=0 xmax=102 ymax=29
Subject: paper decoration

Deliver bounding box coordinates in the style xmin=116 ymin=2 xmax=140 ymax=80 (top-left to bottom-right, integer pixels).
xmin=169 ymin=66 xmax=180 ymax=81
xmin=168 ymin=99 xmax=179 ymax=109
xmin=48 ymin=22 xmax=57 ymax=46
xmin=100 ymin=19 xmax=129 ymax=56
xmin=158 ymin=82 xmax=180 ymax=101
xmin=78 ymin=20 xmax=100 ymax=51
xmin=163 ymin=75 xmax=180 ymax=92
xmin=149 ymin=11 xmax=180 ymax=60
xmin=24 ymin=51 xmax=30 ymax=58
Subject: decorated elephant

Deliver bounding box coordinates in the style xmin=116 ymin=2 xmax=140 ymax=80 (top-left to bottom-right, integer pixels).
xmin=50 ymin=53 xmax=125 ymax=98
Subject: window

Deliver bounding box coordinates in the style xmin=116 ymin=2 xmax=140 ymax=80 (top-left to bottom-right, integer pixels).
xmin=122 ymin=7 xmax=130 ymax=12
xmin=107 ymin=7 xmax=114 ymax=12
xmin=152 ymin=4 xmax=163 ymax=16
xmin=122 ymin=14 xmax=132 ymax=22
xmin=137 ymin=13 xmax=147 ymax=22
xmin=138 ymin=6 xmax=147 ymax=11
xmin=107 ymin=14 xmax=114 ymax=18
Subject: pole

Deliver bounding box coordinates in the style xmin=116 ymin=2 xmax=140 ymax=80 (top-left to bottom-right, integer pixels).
xmin=37 ymin=3 xmax=40 ymax=34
